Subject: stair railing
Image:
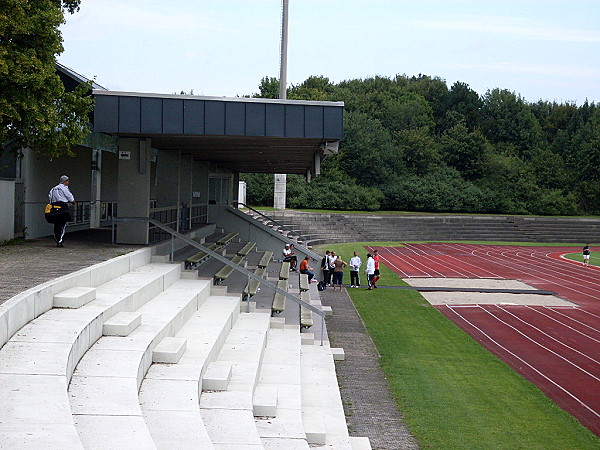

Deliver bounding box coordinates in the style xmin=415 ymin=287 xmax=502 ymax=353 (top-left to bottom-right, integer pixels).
xmin=232 ymin=202 xmax=322 ymax=262
xmin=111 ymin=216 xmax=326 ymax=345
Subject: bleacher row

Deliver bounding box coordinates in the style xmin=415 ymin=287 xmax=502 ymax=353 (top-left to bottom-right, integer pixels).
xmin=0 ymin=233 xmax=369 ymax=449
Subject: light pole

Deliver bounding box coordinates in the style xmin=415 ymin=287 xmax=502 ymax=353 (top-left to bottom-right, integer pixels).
xmin=274 ymin=0 xmax=289 ymax=210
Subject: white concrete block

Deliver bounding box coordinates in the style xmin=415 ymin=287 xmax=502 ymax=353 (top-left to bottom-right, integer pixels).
xmin=102 ymin=311 xmax=142 ymax=336
xmin=153 ymin=337 xmax=187 ymax=363
xmin=253 ymin=386 xmax=278 ymax=417
xmin=181 ymin=269 xmax=199 ymax=279
xmin=270 ymin=317 xmax=285 ymax=329
xmin=303 ymin=411 xmax=326 ymax=445
xmin=203 ymin=361 xmax=232 ymax=391
xmin=53 ymin=287 xmax=96 ymax=309
xmin=73 ymin=414 xmax=155 ymax=450
xmin=350 ymin=436 xmax=373 ymax=450
xmin=211 ymin=285 xmax=228 ymax=296
xmin=151 ymin=254 xmax=170 ymax=263
xmin=300 ymin=333 xmax=314 ymax=345
xmin=321 ymin=305 xmax=333 ymax=316
xmin=331 ymin=347 xmax=345 ymax=361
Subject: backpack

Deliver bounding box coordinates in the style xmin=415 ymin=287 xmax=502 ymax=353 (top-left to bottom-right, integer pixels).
xmin=317 ymin=281 xmax=326 ymax=291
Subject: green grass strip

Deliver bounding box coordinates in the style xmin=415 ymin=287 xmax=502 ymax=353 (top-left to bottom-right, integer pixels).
xmin=326 ymin=242 xmax=600 ymax=449
xmin=563 ymin=252 xmax=600 ymax=267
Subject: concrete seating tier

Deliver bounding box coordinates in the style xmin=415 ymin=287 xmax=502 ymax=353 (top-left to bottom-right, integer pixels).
xmin=69 ymin=277 xmax=212 ymax=449
xmin=272 ymin=280 xmax=288 ymax=314
xmin=244 ymin=266 xmax=267 ymax=298
xmin=214 ymin=254 xmax=246 ymax=284
xmin=279 ymin=262 xmax=291 ymax=280
xmin=299 ymin=274 xmax=310 ymax=292
xmin=300 ymin=291 xmax=313 ymax=329
xmin=217 ymin=232 xmax=239 ymax=246
xmin=185 ymin=242 xmax=221 ymax=269
xmin=237 ymin=241 xmax=256 ymax=256
xmin=0 ymin=245 xmax=367 ymax=449
xmin=258 ymin=251 xmax=273 ymax=268
xmin=139 ymin=295 xmax=241 ymax=449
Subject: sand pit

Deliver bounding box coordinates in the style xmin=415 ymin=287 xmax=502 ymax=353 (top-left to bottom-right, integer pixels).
xmin=403 ymin=277 xmax=575 ymax=307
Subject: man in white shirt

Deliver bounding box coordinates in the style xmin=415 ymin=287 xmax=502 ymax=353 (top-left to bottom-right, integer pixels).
xmin=349 ymin=251 xmax=362 ymax=287
xmin=365 ymin=253 xmax=375 ymax=290
xmin=48 ymin=175 xmax=75 ymax=247
xmin=282 ymin=243 xmax=298 ymax=271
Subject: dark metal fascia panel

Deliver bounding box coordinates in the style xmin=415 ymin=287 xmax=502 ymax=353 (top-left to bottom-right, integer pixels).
xmin=323 ymin=106 xmax=344 ymax=139
xmin=265 ymin=104 xmax=285 ymax=137
xmin=183 ymin=99 xmax=205 ymax=134
xmin=205 ymin=101 xmax=225 ymax=135
xmin=93 ymin=95 xmax=119 ymax=133
xmin=285 ymin=104 xmax=305 ymax=138
xmin=225 ymin=102 xmax=246 ymax=136
xmin=246 ymin=103 xmax=266 ymax=137
xmin=119 ymin=97 xmax=141 ymax=133
xmin=163 ymin=99 xmax=184 ymax=134
xmin=305 ymin=106 xmax=324 ymax=139
xmin=141 ymin=97 xmax=163 ymax=134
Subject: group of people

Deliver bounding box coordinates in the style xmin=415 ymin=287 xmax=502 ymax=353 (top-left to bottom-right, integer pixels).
xmin=319 ymin=248 xmax=381 ymax=290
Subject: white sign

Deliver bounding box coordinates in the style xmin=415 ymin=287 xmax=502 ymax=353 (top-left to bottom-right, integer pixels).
xmin=119 ymin=151 xmax=131 ymax=160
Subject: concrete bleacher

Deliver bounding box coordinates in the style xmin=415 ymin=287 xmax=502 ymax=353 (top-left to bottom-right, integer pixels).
xmin=0 ymin=235 xmax=368 ymax=448
xmin=259 ymin=210 xmax=600 ymax=245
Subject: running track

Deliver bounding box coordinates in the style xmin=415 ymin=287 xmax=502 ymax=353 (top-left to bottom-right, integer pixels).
xmin=375 ymin=243 xmax=600 ymax=436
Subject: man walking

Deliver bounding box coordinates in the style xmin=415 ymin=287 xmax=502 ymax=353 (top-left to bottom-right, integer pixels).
xmin=48 ymin=175 xmax=75 ymax=247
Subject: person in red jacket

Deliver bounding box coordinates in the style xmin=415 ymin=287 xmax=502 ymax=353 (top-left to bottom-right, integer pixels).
xmin=372 ymin=249 xmax=381 ymax=288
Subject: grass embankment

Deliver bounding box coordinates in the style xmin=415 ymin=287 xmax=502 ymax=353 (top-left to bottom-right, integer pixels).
xmin=323 ymin=242 xmax=600 ymax=449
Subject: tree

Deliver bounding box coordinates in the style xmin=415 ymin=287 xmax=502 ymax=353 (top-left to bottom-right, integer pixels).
xmin=0 ymin=0 xmax=93 ymax=159
xmin=439 ymin=123 xmax=489 ymax=180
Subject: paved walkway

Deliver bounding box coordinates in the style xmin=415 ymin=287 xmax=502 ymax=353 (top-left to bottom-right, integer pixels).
xmin=0 ymin=229 xmax=138 ymax=305
xmin=320 ymin=287 xmax=419 ymax=450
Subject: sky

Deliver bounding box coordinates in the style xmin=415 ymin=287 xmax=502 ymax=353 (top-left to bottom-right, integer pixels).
xmin=59 ymin=0 xmax=600 ymax=104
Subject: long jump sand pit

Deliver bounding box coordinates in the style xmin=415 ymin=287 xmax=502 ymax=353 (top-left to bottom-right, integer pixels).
xmin=403 ymin=277 xmax=575 ymax=306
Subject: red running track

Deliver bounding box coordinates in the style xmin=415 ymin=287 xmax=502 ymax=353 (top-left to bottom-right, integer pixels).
xmin=373 ymin=243 xmax=600 ymax=435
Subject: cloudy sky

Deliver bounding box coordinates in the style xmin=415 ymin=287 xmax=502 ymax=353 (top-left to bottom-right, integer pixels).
xmin=59 ymin=0 xmax=600 ymax=104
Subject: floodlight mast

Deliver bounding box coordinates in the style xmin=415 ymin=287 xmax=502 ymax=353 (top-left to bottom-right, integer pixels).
xmin=274 ymin=0 xmax=289 ymax=209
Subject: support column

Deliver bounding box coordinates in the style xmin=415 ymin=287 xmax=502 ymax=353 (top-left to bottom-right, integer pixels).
xmin=116 ymin=138 xmax=152 ymax=244
xmin=90 ymin=149 xmax=102 ymax=228
xmin=274 ymin=174 xmax=287 ymax=210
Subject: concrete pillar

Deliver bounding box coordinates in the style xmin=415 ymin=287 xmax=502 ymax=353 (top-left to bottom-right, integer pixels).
xmin=90 ymin=149 xmax=102 ymax=228
xmin=116 ymin=138 xmax=151 ymax=244
xmin=274 ymin=173 xmax=286 ymax=210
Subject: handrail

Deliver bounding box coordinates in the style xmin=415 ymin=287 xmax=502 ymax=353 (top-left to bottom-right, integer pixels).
xmin=110 ymin=216 xmax=326 ymax=321
xmin=233 ymin=202 xmax=322 ymax=262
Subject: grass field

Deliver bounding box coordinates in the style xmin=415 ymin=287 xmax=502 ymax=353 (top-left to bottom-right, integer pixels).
xmin=320 ymin=242 xmax=600 ymax=449
xmin=563 ymin=251 xmax=599 ymax=267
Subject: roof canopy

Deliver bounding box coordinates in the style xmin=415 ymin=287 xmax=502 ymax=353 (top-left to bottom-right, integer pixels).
xmin=92 ymin=90 xmax=344 ymax=174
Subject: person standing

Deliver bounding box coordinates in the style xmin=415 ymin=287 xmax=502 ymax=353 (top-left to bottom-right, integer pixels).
xmin=48 ymin=175 xmax=75 ymax=247
xmin=365 ymin=253 xmax=375 ymax=290
xmin=583 ymin=244 xmax=591 ymax=267
xmin=372 ymin=249 xmax=381 ymax=288
xmin=321 ymin=250 xmax=331 ymax=287
xmin=349 ymin=251 xmax=362 ymax=287
xmin=332 ymin=256 xmax=347 ymax=291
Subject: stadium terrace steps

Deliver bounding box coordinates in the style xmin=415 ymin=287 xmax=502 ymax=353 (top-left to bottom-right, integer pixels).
xmin=0 ymin=238 xmax=367 ymax=449
xmin=258 ymin=210 xmax=600 ymax=244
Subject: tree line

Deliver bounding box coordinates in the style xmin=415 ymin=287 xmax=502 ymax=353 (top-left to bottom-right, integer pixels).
xmin=242 ymin=75 xmax=600 ymax=215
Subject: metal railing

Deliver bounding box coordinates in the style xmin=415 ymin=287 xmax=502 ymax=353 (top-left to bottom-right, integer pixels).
xmin=110 ymin=216 xmax=326 ymax=344
xmin=233 ymin=202 xmax=321 ymax=262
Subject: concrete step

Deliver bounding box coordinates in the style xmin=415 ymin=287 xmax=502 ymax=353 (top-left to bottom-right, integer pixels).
xmin=255 ymin=326 xmax=307 ymax=447
xmin=69 ymin=277 xmax=212 ymax=450
xmin=199 ymin=311 xmax=271 ymax=448
xmin=301 ymin=343 xmax=353 ymax=449
xmin=140 ymin=295 xmax=241 ymax=450
xmin=0 ymin=259 xmax=180 ymax=448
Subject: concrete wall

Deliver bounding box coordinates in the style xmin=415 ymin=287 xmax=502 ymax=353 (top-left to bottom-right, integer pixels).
xmin=0 ymin=179 xmax=15 ymax=242
xmin=208 ymin=205 xmax=310 ymax=261
xmin=100 ymin=151 xmax=119 ymax=202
